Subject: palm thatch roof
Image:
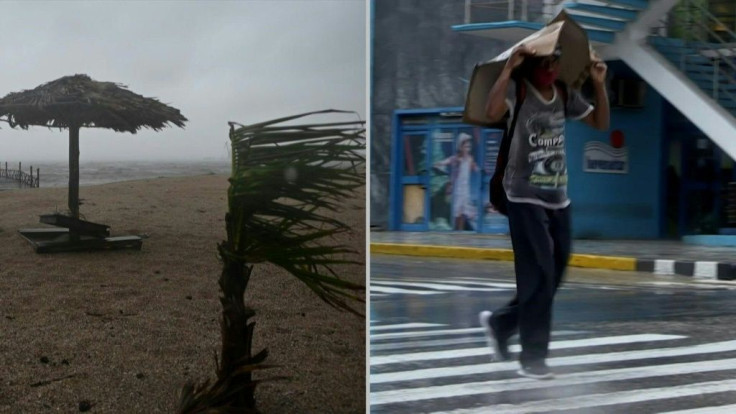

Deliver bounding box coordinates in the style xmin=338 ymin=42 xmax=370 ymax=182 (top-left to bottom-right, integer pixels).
xmin=0 ymin=74 xmax=187 ymax=133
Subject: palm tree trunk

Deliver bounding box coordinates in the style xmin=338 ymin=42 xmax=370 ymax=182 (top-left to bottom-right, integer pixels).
xmin=68 ymin=126 xmax=80 ymax=220
xmin=218 ymin=242 xmax=258 ymax=410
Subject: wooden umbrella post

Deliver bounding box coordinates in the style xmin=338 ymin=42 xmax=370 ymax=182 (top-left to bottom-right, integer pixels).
xmin=69 ymin=125 xmax=80 ymax=220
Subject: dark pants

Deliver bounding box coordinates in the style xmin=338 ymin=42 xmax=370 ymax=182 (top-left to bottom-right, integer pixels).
xmin=491 ymin=201 xmax=571 ymax=365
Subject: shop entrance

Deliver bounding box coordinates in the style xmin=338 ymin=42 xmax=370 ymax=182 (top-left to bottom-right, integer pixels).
xmin=666 ymin=131 xmax=736 ymax=236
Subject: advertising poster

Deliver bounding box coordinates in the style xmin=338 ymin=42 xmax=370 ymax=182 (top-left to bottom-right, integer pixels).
xmin=430 ymin=129 xmax=482 ymax=231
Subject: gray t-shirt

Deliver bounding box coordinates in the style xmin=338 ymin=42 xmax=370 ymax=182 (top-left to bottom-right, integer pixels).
xmin=503 ymin=79 xmax=593 ymax=209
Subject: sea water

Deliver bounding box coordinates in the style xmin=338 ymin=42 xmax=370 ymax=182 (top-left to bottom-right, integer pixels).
xmin=0 ymin=160 xmax=231 ymax=190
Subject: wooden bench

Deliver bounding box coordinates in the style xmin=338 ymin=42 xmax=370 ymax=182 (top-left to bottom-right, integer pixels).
xmin=18 ymin=214 xmax=142 ymax=253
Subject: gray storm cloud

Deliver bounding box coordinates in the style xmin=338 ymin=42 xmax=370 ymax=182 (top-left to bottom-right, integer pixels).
xmin=0 ymin=0 xmax=366 ymax=162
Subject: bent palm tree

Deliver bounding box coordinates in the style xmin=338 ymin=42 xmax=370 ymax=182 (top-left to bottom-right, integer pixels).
xmin=178 ymin=110 xmax=365 ymax=413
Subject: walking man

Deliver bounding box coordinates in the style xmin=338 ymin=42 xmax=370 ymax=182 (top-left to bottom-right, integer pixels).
xmin=479 ymin=44 xmax=610 ymax=379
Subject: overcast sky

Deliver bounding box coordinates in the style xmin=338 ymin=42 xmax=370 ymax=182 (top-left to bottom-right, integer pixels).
xmin=0 ymin=0 xmax=365 ymax=162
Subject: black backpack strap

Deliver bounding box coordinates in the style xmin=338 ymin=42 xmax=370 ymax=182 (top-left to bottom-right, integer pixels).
xmin=496 ymin=80 xmax=525 ymax=172
xmin=508 ymin=80 xmax=526 ymax=140
xmin=499 ymin=80 xmax=525 ymax=156
xmin=555 ymin=80 xmax=568 ymax=118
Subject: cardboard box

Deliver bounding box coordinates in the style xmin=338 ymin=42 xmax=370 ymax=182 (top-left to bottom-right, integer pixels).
xmin=463 ymin=11 xmax=598 ymax=126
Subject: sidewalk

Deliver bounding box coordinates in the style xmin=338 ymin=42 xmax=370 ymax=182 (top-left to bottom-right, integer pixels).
xmin=370 ymin=232 xmax=736 ymax=280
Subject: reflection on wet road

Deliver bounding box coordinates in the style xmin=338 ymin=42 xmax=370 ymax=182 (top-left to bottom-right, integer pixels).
xmin=370 ymin=255 xmax=736 ymax=414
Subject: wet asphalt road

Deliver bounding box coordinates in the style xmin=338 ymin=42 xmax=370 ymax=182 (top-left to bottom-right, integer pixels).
xmin=369 ymin=255 xmax=736 ymax=414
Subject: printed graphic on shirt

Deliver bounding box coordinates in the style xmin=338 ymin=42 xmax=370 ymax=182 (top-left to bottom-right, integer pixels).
xmin=525 ymin=111 xmax=567 ymax=189
xmin=503 ymin=79 xmax=593 ymax=208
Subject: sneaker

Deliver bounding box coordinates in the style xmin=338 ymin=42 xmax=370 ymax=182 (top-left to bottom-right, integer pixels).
xmin=518 ymin=362 xmax=555 ymax=380
xmin=478 ymin=310 xmax=510 ymax=361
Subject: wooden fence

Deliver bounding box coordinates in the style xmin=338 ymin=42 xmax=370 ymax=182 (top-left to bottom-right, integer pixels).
xmin=0 ymin=162 xmax=39 ymax=188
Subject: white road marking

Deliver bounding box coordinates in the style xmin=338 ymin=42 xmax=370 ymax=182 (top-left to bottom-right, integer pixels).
xmin=658 ymin=403 xmax=736 ymax=414
xmin=370 ymin=323 xmax=444 ymax=331
xmin=372 ymin=357 xmax=736 ymax=406
xmin=370 ymin=330 xmax=586 ymax=352
xmin=393 ymin=279 xmax=518 ymax=289
xmin=369 ymin=286 xmax=442 ymax=295
xmin=433 ymin=379 xmax=736 ymax=414
xmin=371 ymin=334 xmax=685 ymax=366
xmin=371 ymin=339 xmax=736 ymax=384
xmin=371 ymin=280 xmax=508 ymax=292
xmin=371 ymin=327 xmax=485 ymax=341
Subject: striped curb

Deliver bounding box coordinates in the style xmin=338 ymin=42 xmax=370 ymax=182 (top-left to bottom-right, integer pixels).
xmin=370 ymin=243 xmax=735 ymax=280
xmin=636 ymin=259 xmax=735 ymax=280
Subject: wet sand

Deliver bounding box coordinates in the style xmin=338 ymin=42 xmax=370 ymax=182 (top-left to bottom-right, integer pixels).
xmin=0 ymin=174 xmax=365 ymax=413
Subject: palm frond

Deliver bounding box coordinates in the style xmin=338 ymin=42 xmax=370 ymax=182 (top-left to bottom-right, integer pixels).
xmin=183 ymin=110 xmax=366 ymax=413
xmin=224 ymin=110 xmax=366 ymax=315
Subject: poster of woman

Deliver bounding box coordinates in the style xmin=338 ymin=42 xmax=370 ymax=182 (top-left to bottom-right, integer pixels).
xmin=434 ymin=132 xmax=480 ymax=230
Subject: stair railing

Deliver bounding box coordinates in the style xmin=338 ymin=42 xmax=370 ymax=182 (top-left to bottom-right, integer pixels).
xmin=651 ymin=0 xmax=736 ymax=110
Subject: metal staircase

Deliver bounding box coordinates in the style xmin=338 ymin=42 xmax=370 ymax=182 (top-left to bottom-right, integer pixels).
xmin=456 ymin=1 xmax=650 ymax=44
xmin=454 ymin=0 xmax=736 ymax=236
xmin=564 ymin=0 xmax=649 ymax=41
xmin=564 ymin=0 xmax=736 ymax=119
xmin=456 ymin=0 xmax=736 ymax=160
xmin=648 ymin=2 xmax=736 ymax=117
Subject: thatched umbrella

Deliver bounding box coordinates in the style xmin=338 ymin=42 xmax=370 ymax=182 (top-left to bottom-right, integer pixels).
xmin=0 ymin=74 xmax=187 ymax=220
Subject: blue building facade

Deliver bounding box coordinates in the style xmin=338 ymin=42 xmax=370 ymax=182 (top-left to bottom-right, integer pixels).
xmin=387 ymin=64 xmax=668 ymax=239
xmin=371 ymin=0 xmax=736 ymax=240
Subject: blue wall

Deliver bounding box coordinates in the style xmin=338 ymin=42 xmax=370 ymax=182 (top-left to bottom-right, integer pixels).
xmin=566 ymin=63 xmax=664 ymax=239
xmin=370 ymin=0 xmax=508 ymax=228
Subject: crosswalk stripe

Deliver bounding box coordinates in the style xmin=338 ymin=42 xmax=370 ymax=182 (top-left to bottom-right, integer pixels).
xmin=370 ymin=323 xmax=444 ymax=331
xmin=433 ymin=379 xmax=736 ymax=414
xmin=369 ymin=286 xmax=442 ymax=295
xmin=451 ymin=280 xmax=518 ymax=288
xmin=370 ymin=356 xmax=736 ymax=405
xmin=370 ymin=330 xmax=586 ymax=352
xmin=373 ymin=279 xmax=518 ymax=289
xmin=372 ymin=337 xmax=484 ymax=351
xmin=371 ymin=339 xmax=736 ymax=384
xmin=658 ymin=404 xmax=736 ymax=414
xmin=370 ymin=327 xmax=583 ymax=342
xmin=371 ymin=334 xmax=685 ymax=366
xmin=371 ymin=281 xmax=508 ymax=292
xmin=435 ymin=280 xmax=517 ymax=288
xmin=371 ymin=327 xmax=484 ymax=341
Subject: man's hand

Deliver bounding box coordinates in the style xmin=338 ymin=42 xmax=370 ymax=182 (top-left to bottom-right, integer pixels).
xmin=590 ymin=59 xmax=607 ymax=84
xmin=487 ymin=44 xmax=536 ymax=122
xmin=505 ymin=44 xmax=536 ymax=71
xmin=583 ymin=58 xmax=610 ymax=131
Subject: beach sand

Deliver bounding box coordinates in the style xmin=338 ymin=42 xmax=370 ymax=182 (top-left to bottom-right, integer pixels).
xmin=0 ymin=174 xmax=365 ymax=413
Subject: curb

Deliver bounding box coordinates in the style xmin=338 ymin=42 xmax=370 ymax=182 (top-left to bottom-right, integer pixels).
xmin=636 ymin=259 xmax=735 ymax=280
xmin=370 ymin=243 xmax=636 ymax=271
xmin=370 ymin=243 xmax=735 ymax=280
